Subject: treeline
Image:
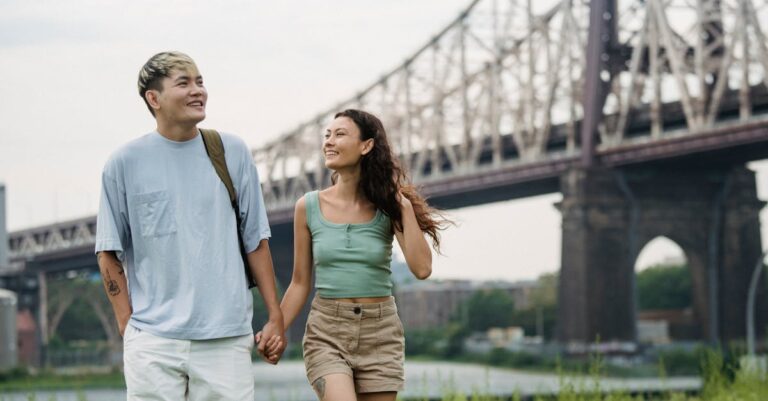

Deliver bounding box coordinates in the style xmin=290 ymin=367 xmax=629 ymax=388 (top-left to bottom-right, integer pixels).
xmin=401 ymin=264 xmax=718 ymax=376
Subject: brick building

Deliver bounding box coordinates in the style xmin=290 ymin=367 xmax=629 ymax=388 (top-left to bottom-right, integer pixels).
xmin=394 ymin=279 xmax=538 ymax=330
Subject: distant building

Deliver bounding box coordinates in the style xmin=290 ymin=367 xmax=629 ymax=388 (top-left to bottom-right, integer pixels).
xmin=394 ymin=279 xmax=539 ymax=330
xmin=464 ymin=326 xmax=543 ymax=353
xmin=658 ymin=255 xmax=687 ymax=266
xmin=637 ymin=308 xmax=698 ymax=341
xmin=17 ymin=309 xmax=37 ymax=367
xmin=488 ymin=327 xmax=524 ymax=346
xmin=636 ymin=320 xmax=671 ymax=345
xmin=0 ymin=289 xmax=16 ymax=370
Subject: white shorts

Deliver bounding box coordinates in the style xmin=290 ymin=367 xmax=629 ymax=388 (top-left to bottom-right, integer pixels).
xmin=123 ymin=324 xmax=255 ymax=401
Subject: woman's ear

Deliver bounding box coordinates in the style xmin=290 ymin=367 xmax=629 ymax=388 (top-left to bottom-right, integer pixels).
xmin=361 ymin=139 xmax=375 ymax=156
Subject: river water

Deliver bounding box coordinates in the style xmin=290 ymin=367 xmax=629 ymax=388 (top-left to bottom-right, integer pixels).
xmin=0 ymin=360 xmax=700 ymax=401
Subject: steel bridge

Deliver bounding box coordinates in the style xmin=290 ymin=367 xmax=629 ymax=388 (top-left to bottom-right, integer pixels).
xmin=3 ymin=0 xmax=768 ymax=354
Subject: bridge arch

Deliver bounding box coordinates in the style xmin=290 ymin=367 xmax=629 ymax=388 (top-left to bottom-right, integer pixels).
xmin=635 ymin=236 xmax=688 ymax=270
xmin=633 ymin=236 xmax=699 ymax=341
xmin=38 ymin=274 xmax=121 ymax=366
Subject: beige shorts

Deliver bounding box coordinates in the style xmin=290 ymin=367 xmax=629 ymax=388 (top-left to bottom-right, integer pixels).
xmin=302 ymin=296 xmax=405 ymax=393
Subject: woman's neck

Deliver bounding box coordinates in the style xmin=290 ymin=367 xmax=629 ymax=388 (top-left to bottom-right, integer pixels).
xmin=333 ymin=168 xmax=364 ymax=202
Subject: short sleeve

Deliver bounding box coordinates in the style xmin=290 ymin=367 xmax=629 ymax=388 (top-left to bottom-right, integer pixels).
xmin=95 ymin=162 xmax=130 ymax=255
xmin=235 ymin=142 xmax=271 ymax=253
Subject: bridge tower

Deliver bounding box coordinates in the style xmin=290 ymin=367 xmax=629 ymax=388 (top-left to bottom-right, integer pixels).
xmin=557 ymin=165 xmax=768 ymax=344
xmin=557 ymin=0 xmax=767 ymax=345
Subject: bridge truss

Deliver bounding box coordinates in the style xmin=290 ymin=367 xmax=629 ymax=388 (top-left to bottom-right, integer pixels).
xmin=255 ymin=0 xmax=768 ymax=209
xmin=5 ymin=0 xmax=768 ymax=266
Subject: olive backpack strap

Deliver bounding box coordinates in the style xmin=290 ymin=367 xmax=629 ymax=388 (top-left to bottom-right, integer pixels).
xmin=199 ymin=129 xmax=258 ymax=289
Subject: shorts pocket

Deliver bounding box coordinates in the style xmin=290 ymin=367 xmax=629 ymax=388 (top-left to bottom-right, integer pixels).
xmin=394 ymin=314 xmax=405 ymax=337
xmin=303 ymin=309 xmax=341 ymax=369
xmin=122 ymin=324 xmax=140 ymax=347
xmin=376 ymin=314 xmax=405 ymax=365
xmin=239 ymin=333 xmax=255 ymax=352
xmin=133 ymin=190 xmax=176 ymax=237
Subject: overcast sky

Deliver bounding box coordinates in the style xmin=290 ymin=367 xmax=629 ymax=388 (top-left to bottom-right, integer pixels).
xmin=1 ymin=0 xmax=767 ymax=282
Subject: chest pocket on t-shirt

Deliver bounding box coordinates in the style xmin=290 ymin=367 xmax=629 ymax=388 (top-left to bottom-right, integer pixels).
xmin=133 ymin=190 xmax=177 ymax=237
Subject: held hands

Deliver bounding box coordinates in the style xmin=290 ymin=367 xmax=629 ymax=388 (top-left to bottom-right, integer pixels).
xmin=255 ymin=319 xmax=286 ymax=364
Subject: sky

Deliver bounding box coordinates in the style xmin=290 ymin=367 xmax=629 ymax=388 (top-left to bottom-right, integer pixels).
xmin=1 ymin=0 xmax=767 ymax=282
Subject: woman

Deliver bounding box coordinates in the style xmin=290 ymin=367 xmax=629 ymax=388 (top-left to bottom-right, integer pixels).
xmin=273 ymin=109 xmax=449 ymax=400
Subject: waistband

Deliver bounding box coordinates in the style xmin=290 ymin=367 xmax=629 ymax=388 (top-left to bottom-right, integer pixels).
xmin=311 ymin=296 xmax=398 ymax=319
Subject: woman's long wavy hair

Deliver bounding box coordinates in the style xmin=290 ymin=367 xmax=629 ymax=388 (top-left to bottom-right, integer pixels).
xmin=332 ymin=109 xmax=451 ymax=252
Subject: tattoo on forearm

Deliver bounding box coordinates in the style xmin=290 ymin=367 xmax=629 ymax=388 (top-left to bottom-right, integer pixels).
xmin=313 ymin=377 xmax=326 ymax=399
xmin=104 ymin=269 xmax=121 ymax=296
xmin=107 ymin=280 xmax=120 ymax=296
xmin=99 ymin=255 xmax=123 ymax=297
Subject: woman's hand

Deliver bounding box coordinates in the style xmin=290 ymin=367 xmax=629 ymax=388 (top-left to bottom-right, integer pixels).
xmin=394 ymin=190 xmax=432 ymax=280
xmin=398 ymin=191 xmax=412 ymax=209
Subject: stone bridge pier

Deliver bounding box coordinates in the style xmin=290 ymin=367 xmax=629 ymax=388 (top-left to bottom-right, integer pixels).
xmin=557 ymin=164 xmax=768 ymax=345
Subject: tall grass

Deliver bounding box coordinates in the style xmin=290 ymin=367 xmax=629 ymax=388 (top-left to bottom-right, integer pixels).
xmin=3 ymin=350 xmax=765 ymax=401
xmin=427 ymin=349 xmax=766 ymax=401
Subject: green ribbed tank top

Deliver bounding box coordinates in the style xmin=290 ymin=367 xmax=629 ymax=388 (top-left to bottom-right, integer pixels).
xmin=305 ymin=191 xmax=394 ymax=298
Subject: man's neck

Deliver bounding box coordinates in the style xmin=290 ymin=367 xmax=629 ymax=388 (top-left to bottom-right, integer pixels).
xmin=156 ymin=120 xmax=199 ymax=142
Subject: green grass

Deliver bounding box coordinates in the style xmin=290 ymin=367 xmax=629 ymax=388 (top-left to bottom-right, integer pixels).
xmin=0 ymin=370 xmax=124 ymax=392
xmin=2 ymin=350 xmax=765 ymax=400
xmin=408 ymin=351 xmax=670 ymax=379
xmin=399 ymin=349 xmax=766 ymax=401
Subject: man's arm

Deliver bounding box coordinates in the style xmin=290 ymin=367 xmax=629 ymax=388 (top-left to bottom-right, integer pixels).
xmin=278 ymin=198 xmax=313 ymax=331
xmin=247 ymin=239 xmax=286 ymax=363
xmin=96 ymin=251 xmax=132 ymax=336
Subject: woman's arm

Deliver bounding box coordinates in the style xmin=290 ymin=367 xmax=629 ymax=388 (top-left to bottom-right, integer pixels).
xmin=395 ymin=195 xmax=432 ymax=280
xmin=280 ymin=197 xmax=314 ymax=330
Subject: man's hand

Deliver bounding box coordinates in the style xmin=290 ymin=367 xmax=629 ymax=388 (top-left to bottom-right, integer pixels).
xmin=256 ymin=318 xmax=286 ymax=364
xmin=246 ymin=240 xmax=286 ymax=364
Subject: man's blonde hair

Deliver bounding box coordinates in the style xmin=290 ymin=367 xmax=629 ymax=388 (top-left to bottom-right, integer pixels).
xmin=138 ymin=51 xmax=198 ymax=116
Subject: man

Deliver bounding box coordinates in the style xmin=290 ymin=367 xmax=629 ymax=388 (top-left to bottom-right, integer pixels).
xmin=95 ymin=51 xmax=285 ymax=400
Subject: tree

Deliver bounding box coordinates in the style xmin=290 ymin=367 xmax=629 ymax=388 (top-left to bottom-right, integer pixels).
xmin=529 ymin=272 xmax=558 ymax=307
xmin=463 ymin=289 xmax=516 ymax=332
xmin=404 ymin=327 xmax=445 ymax=356
xmin=637 ymin=264 xmax=691 ymax=310
xmin=507 ymin=273 xmax=559 ymax=340
xmin=48 ymin=276 xmax=113 ymax=344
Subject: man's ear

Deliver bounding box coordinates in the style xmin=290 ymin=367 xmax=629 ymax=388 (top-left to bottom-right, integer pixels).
xmin=362 ymin=139 xmax=374 ymax=155
xmin=145 ymin=90 xmax=161 ymax=112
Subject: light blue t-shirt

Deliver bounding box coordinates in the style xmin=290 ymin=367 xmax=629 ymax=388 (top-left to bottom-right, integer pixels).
xmin=95 ymin=130 xmax=271 ymax=340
